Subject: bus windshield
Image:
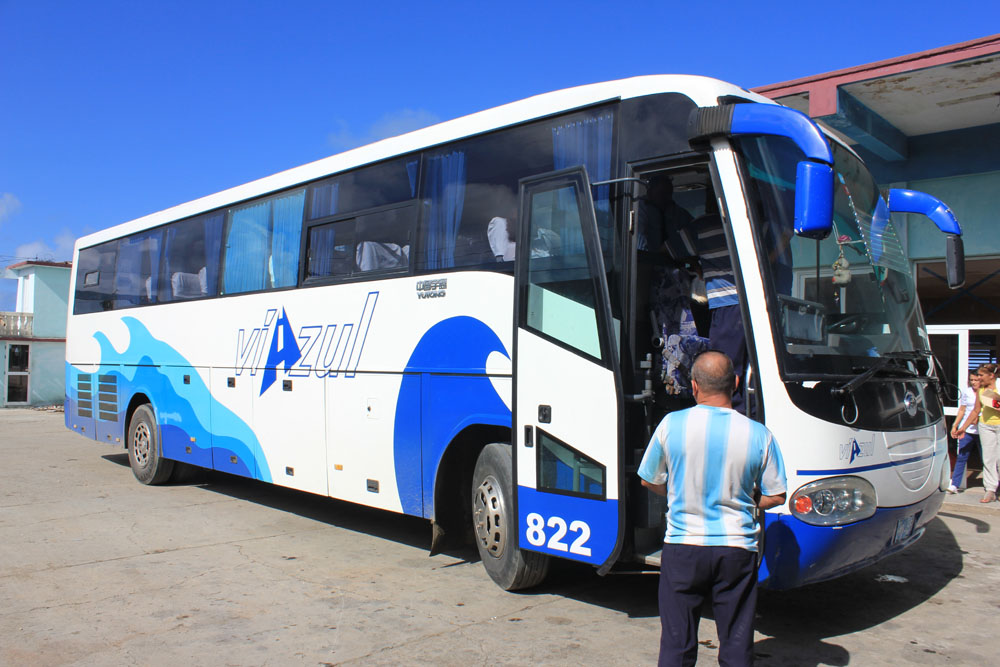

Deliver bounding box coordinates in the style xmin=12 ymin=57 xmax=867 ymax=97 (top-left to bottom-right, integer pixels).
xmin=738 ymin=136 xmax=930 ymax=379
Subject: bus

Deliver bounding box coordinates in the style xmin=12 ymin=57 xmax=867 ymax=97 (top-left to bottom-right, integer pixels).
xmin=65 ymin=75 xmax=965 ymax=591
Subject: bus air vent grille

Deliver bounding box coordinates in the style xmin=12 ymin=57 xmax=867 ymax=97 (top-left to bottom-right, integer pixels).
xmin=885 ymin=434 xmax=934 ymax=491
xmin=97 ymin=374 xmax=119 ymax=422
xmin=77 ymin=374 xmax=93 ymax=419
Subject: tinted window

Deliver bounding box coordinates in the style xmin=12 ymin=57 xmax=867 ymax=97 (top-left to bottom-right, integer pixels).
xmin=222 ymin=189 xmax=306 ymax=294
xmin=307 ymin=157 xmax=418 ymax=220
xmin=114 ymin=230 xmax=163 ymax=308
xmin=306 ymin=204 xmax=415 ymax=280
xmin=161 ymin=212 xmax=223 ymax=302
xmin=416 ymin=105 xmax=615 ymax=272
xmin=537 ymin=428 xmax=606 ymax=499
xmin=74 ymin=240 xmax=117 ymax=314
xmin=524 ymin=179 xmax=602 ymax=360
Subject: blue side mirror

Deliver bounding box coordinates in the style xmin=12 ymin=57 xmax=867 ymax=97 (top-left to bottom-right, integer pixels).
xmin=688 ymin=103 xmax=835 ymax=240
xmin=887 ymin=189 xmax=961 ymax=235
xmin=888 ymin=188 xmax=964 ymax=288
xmin=794 ymin=161 xmax=834 ymax=239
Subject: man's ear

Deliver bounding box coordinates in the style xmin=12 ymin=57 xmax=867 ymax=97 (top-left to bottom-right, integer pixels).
xmin=691 ymin=378 xmax=700 ymax=399
xmin=733 ymin=374 xmax=740 ymax=394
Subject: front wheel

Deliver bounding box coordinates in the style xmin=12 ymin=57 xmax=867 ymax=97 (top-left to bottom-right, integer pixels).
xmin=127 ymin=404 xmax=174 ymax=485
xmin=471 ymin=443 xmax=549 ymax=590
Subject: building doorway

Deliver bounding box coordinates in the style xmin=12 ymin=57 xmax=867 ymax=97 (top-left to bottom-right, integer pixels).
xmin=4 ymin=343 xmax=30 ymax=405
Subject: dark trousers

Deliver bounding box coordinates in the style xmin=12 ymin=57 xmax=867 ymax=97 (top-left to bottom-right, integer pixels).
xmin=658 ymin=544 xmax=758 ymax=667
xmin=708 ymin=305 xmax=748 ymax=414
xmin=951 ymin=432 xmax=980 ymax=488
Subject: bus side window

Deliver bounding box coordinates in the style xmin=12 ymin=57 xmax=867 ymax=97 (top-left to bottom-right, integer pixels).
xmin=114 ymin=230 xmax=163 ymax=309
xmin=355 ymin=206 xmax=413 ymax=273
xmin=221 ymin=189 xmax=305 ymax=294
xmin=306 ymin=219 xmax=356 ymax=280
xmin=161 ymin=212 xmax=223 ymax=303
xmin=73 ymin=240 xmax=117 ymax=314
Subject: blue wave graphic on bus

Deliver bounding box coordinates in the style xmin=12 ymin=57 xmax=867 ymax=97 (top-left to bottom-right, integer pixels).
xmin=393 ymin=316 xmax=512 ymax=518
xmin=68 ymin=317 xmax=269 ymax=482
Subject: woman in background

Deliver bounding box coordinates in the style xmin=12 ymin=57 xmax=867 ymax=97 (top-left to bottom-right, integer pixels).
xmin=955 ymin=363 xmax=1000 ymax=503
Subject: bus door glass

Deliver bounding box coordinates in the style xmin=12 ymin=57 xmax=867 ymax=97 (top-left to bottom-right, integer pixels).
xmin=514 ymin=167 xmax=624 ymax=569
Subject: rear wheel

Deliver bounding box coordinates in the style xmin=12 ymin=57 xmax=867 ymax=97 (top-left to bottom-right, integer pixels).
xmin=471 ymin=443 xmax=549 ymax=590
xmin=127 ymin=404 xmax=174 ymax=485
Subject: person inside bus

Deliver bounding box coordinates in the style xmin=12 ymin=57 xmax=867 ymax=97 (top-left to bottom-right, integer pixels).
xmin=638 ymin=350 xmax=786 ymax=666
xmin=690 ymin=204 xmax=749 ymax=414
xmin=638 ymin=174 xmax=708 ymax=397
xmin=487 ymin=215 xmax=516 ymax=262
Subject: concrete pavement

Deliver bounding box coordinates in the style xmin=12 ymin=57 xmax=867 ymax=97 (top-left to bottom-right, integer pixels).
xmin=1 ymin=407 xmax=998 ymax=666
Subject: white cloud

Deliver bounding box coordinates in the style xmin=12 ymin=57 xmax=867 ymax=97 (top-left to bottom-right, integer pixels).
xmin=328 ymin=109 xmax=441 ymax=152
xmin=14 ymin=229 xmax=76 ymax=263
xmin=0 ymin=192 xmax=22 ymax=226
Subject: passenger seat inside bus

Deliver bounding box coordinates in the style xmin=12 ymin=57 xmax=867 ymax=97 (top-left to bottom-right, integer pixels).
xmin=171 ymin=267 xmax=207 ymax=299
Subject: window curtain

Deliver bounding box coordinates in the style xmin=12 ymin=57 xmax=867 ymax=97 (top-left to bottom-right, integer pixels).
xmin=424 ymin=151 xmax=466 ymax=269
xmin=224 ymin=200 xmax=270 ymax=293
xmin=309 ymin=181 xmax=340 ymax=219
xmin=271 ymin=190 xmax=306 ymax=288
xmin=552 ymin=113 xmax=614 ymax=254
xmin=406 ymin=159 xmax=419 ymax=197
xmin=202 ymin=212 xmax=224 ymax=296
xmin=309 ymin=226 xmax=336 ymax=277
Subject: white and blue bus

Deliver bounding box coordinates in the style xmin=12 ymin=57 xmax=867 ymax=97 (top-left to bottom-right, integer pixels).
xmin=65 ymin=75 xmax=965 ymax=591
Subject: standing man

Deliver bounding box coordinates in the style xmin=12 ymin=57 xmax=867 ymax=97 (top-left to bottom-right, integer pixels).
xmin=638 ymin=351 xmax=786 ymax=666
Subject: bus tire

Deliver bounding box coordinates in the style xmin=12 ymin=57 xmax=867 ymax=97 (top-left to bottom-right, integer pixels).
xmin=127 ymin=404 xmax=174 ymax=485
xmin=471 ymin=443 xmax=549 ymax=590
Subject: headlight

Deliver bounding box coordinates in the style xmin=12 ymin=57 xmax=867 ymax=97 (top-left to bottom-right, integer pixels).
xmin=790 ymin=476 xmax=876 ymax=526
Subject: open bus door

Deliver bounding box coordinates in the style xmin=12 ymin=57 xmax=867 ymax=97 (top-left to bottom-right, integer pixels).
xmin=512 ymin=167 xmax=625 ymax=574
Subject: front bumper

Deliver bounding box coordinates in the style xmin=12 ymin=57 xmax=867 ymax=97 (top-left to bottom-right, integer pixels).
xmin=758 ymin=490 xmax=944 ymax=589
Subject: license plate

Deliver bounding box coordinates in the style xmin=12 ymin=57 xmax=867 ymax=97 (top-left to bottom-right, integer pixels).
xmin=893 ymin=515 xmax=915 ymax=544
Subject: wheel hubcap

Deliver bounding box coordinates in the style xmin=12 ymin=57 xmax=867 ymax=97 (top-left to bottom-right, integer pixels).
xmin=133 ymin=422 xmax=151 ymax=467
xmin=474 ymin=474 xmax=506 ymax=559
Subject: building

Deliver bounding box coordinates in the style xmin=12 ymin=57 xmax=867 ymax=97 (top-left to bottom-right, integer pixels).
xmin=1 ymin=261 xmax=72 ymax=406
xmin=755 ymin=34 xmax=1000 ymax=412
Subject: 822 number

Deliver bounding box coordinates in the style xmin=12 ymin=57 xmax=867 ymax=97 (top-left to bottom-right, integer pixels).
xmin=524 ymin=513 xmax=591 ymax=557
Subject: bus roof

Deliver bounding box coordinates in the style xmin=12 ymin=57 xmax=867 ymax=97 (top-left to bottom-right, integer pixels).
xmin=76 ymin=75 xmax=771 ymax=250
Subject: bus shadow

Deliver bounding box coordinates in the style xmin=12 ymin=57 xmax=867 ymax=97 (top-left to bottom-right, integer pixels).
xmin=523 ymin=516 xmax=965 ymax=666
xmin=99 ymin=453 xmax=965 ymax=665
xmin=101 ymin=453 xmax=463 ymax=555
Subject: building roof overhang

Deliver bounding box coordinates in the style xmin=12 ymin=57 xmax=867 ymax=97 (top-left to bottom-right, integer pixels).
xmin=753 ymin=34 xmax=1000 ymax=161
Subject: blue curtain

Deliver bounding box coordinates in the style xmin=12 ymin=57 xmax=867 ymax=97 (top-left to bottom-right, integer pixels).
xmin=406 ymin=159 xmax=419 ymax=197
xmin=309 ymin=181 xmax=339 ymax=219
xmin=203 ymin=212 xmax=224 ymax=296
xmin=424 ymin=152 xmax=466 ymax=269
xmin=309 ymin=226 xmax=338 ymax=277
xmin=224 ymin=201 xmax=270 ymax=293
xmin=552 ymin=113 xmax=614 ymax=254
xmin=271 ymin=190 xmax=306 ymax=288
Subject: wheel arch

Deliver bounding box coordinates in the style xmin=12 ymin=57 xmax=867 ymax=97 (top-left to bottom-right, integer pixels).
xmin=430 ymin=423 xmax=511 ymax=553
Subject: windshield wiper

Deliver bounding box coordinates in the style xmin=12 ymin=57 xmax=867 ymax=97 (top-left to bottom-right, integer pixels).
xmin=831 ymin=352 xmax=923 ymax=396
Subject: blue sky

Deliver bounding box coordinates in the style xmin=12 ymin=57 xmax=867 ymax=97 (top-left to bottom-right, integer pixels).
xmin=1 ymin=0 xmax=996 ymax=309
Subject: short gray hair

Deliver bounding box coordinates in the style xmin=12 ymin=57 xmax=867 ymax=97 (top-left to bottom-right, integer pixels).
xmin=691 ymin=351 xmax=735 ymax=396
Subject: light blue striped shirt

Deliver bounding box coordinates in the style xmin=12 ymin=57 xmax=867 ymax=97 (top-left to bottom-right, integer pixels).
xmin=693 ymin=215 xmax=739 ymax=309
xmin=637 ymin=405 xmax=786 ymax=551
